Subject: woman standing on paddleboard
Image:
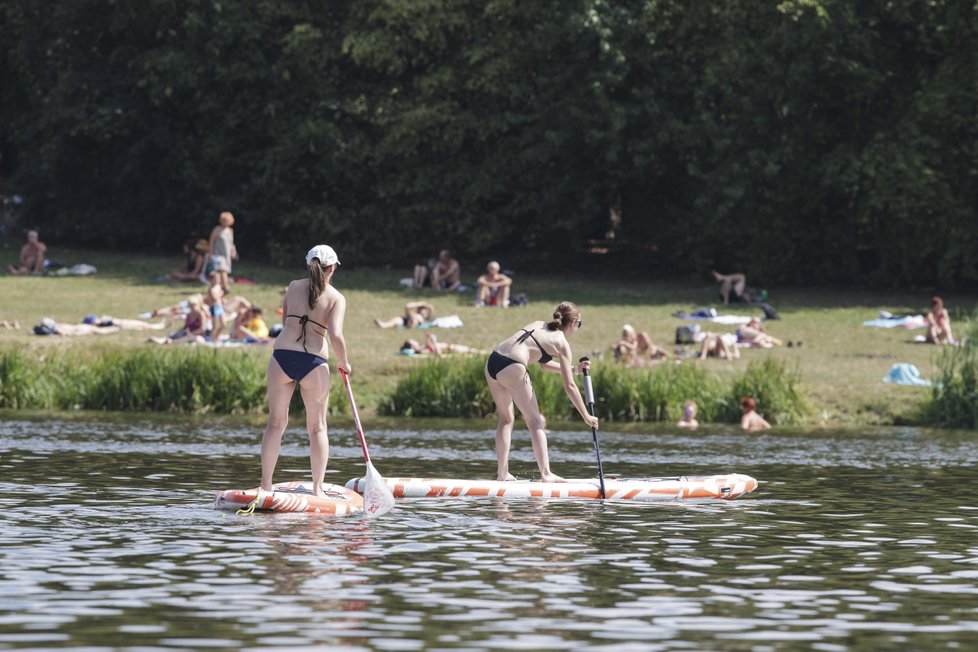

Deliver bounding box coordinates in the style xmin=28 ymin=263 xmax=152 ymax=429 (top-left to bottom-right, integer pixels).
xmin=260 ymin=245 xmax=351 ymax=498
xmin=485 ymin=301 xmax=599 ymax=482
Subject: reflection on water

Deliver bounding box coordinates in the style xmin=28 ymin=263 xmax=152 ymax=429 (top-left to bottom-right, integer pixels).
xmin=1 ymin=416 xmax=977 ymax=650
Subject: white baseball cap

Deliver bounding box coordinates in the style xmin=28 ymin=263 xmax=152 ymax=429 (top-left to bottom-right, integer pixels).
xmin=306 ymin=245 xmax=340 ymax=267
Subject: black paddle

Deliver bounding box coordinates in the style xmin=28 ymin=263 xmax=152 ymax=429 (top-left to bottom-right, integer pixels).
xmin=579 ymin=356 xmax=606 ymax=499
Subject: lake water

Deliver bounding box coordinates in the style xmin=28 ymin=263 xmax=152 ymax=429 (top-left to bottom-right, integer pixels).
xmin=1 ymin=415 xmax=977 ymax=651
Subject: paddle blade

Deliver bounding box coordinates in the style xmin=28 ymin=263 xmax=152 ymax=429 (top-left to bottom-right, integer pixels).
xmin=361 ymin=461 xmax=395 ymax=517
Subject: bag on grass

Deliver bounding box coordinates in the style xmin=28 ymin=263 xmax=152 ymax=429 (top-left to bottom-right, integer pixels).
xmin=675 ymin=324 xmax=700 ymax=344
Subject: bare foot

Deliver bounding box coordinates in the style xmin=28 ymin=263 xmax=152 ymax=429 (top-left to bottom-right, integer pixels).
xmin=497 ymin=473 xmax=518 ymax=481
xmin=540 ymin=473 xmax=567 ymax=483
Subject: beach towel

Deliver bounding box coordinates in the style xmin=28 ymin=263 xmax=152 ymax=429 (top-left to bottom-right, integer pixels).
xmin=863 ymin=312 xmax=928 ymax=329
xmin=673 ymin=308 xmax=752 ymax=325
xmin=882 ymin=363 xmax=934 ymax=387
xmin=422 ymin=315 xmax=464 ymax=329
xmin=46 ymin=263 xmax=97 ymax=276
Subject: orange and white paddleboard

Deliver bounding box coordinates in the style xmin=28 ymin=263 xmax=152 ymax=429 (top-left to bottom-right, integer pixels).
xmin=345 ymin=474 xmax=757 ymax=501
xmin=214 ymin=480 xmax=364 ymax=515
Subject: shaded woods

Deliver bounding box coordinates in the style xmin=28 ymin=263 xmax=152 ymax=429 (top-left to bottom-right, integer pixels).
xmin=2 ymin=0 xmax=976 ymax=286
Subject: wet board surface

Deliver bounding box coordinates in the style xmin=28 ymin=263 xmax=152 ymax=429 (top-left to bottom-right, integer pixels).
xmin=214 ymin=480 xmax=364 ymax=514
xmin=345 ymin=474 xmax=758 ymax=501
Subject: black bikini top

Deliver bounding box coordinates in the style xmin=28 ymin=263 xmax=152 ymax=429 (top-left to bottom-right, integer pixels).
xmin=516 ymin=328 xmax=554 ymax=365
xmin=286 ymin=314 xmax=327 ymax=353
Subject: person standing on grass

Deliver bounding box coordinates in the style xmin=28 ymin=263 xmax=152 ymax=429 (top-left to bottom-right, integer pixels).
xmin=740 ymin=397 xmax=771 ymax=431
xmin=484 ymin=301 xmax=599 ymax=482
xmin=204 ymin=271 xmax=226 ymax=342
xmin=208 ymin=211 xmax=238 ymax=292
xmin=260 ymin=245 xmax=351 ymax=498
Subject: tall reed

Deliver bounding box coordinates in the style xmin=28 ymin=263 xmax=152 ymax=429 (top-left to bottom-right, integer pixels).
xmin=379 ymin=356 xmax=808 ymax=424
xmin=727 ymin=357 xmax=808 ymax=425
xmin=926 ymin=313 xmax=978 ymax=428
xmin=0 ymin=347 xmax=346 ymax=414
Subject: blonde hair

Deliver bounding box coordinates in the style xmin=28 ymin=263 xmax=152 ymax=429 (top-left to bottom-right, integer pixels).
xmin=219 ymin=211 xmax=235 ymax=227
xmin=547 ymin=301 xmax=580 ymax=331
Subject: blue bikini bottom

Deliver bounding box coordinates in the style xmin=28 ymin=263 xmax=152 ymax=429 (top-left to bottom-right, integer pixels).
xmin=273 ymin=349 xmax=328 ymax=382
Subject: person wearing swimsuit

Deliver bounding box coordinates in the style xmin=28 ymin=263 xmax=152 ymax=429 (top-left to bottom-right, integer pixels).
xmin=260 ymin=244 xmax=351 ymax=498
xmin=926 ymin=296 xmax=956 ymax=345
xmin=484 ymin=301 xmax=599 ymax=482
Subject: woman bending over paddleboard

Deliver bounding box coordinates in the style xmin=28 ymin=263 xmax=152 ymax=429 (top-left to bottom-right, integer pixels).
xmin=260 ymin=245 xmax=351 ymax=498
xmin=485 ymin=301 xmax=599 ymax=482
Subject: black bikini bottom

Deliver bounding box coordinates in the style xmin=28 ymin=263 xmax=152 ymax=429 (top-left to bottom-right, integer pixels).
xmin=486 ymin=350 xmax=521 ymax=380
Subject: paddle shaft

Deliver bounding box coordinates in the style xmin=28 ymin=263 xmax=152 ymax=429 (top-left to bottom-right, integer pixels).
xmin=579 ymin=356 xmax=606 ymax=499
xmin=340 ymin=369 xmax=371 ymax=463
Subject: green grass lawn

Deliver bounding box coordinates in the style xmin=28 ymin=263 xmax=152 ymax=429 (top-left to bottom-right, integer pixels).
xmin=1 ymin=245 xmax=974 ymax=425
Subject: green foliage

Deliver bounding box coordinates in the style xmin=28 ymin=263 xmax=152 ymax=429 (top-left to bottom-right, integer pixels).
xmin=728 ymin=358 xmax=810 ymax=425
xmin=2 ymin=0 xmax=976 ymax=286
xmin=926 ymin=314 xmax=978 ymax=428
xmin=378 ymin=358 xmax=493 ymax=418
xmin=0 ymin=347 xmax=345 ymax=414
xmin=379 ymin=356 xmax=809 ymax=424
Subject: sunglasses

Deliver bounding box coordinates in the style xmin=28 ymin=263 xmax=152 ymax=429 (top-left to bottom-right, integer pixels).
xmin=575 ymin=320 xmax=583 ymax=328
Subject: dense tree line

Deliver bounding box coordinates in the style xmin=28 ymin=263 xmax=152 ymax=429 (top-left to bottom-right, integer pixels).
xmin=1 ymin=0 xmax=975 ymax=286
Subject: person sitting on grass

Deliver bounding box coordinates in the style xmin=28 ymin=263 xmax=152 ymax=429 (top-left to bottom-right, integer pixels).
xmin=399 ymin=332 xmax=488 ymax=356
xmin=231 ymin=305 xmax=270 ymax=340
xmin=925 ymin=296 xmax=956 ymax=345
xmin=8 ymin=229 xmax=47 ymax=275
xmin=614 ymin=325 xmax=670 ymax=366
xmin=375 ymin=301 xmax=435 ymax=329
xmin=736 ymin=318 xmax=783 ymax=348
xmin=170 ymin=238 xmax=209 ymax=282
xmin=740 ymin=396 xmax=771 ymax=431
xmin=431 ymin=249 xmax=461 ymax=292
xmin=413 ymin=256 xmax=436 ymax=289
xmin=148 ymin=295 xmax=209 ymax=344
xmin=476 ymin=261 xmax=512 ymax=307
xmin=677 ymin=400 xmax=699 ymax=429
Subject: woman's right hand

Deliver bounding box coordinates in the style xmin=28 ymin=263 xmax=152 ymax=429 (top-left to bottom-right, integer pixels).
xmin=585 ymin=414 xmax=599 ymax=429
xmin=339 ymin=361 xmax=352 ymax=376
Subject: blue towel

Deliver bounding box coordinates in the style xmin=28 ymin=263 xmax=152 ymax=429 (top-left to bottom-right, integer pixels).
xmin=882 ymin=363 xmax=934 ymax=387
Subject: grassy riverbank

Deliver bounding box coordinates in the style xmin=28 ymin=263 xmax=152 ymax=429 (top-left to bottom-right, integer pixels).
xmin=1 ymin=246 xmax=975 ymax=425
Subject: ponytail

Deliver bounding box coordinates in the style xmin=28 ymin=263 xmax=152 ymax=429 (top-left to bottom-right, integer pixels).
xmin=307 ymin=263 xmax=328 ymax=309
xmin=547 ymin=301 xmax=580 ymax=331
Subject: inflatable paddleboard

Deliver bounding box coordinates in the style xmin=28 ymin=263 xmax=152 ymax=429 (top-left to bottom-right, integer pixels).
xmin=214 ymin=480 xmax=364 ymax=515
xmin=345 ymin=474 xmax=757 ymax=501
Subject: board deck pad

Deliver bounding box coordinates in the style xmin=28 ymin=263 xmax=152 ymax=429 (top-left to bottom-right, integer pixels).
xmin=345 ymin=474 xmax=758 ymax=501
